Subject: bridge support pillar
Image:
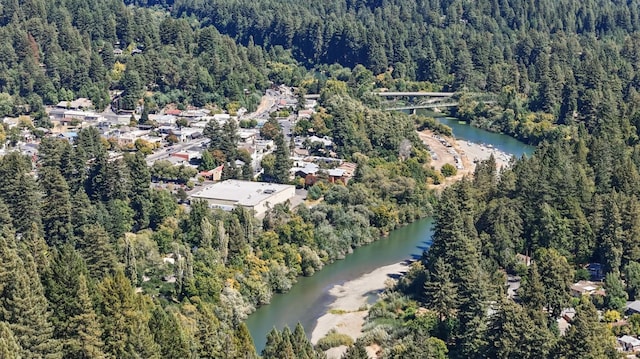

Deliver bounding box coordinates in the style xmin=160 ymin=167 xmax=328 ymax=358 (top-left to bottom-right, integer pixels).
xmin=411 ymin=108 xmax=417 ymax=115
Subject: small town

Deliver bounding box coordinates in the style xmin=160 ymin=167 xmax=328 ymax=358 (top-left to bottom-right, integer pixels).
xmin=1 ymin=85 xmax=357 ymax=218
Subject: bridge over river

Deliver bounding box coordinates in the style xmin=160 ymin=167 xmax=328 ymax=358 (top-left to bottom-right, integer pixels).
xmin=304 ymin=91 xmax=494 ymax=112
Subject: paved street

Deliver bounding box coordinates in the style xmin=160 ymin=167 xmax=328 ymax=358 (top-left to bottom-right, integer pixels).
xmin=145 ymin=138 xmax=209 ymax=165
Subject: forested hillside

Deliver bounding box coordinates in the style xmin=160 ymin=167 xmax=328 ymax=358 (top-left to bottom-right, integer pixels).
xmin=347 ymin=120 xmax=640 ymax=357
xmin=4 ymin=0 xmax=640 ymax=357
xmin=0 ymin=0 xmax=308 ymax=118
xmin=0 ymin=88 xmax=437 ymax=357
xmin=171 ymin=0 xmax=640 ymax=144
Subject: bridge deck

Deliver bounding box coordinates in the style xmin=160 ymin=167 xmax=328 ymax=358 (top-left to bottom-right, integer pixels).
xmin=385 ymin=103 xmax=459 ymax=111
xmin=374 ymin=91 xmax=455 ymax=97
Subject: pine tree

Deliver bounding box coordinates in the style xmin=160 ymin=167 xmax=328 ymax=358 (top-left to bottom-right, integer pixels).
xmin=20 ymin=223 xmax=50 ymax=275
xmin=485 ymin=298 xmax=535 ymax=359
xmin=199 ymin=150 xmax=216 ymax=171
xmin=234 ymin=323 xmax=257 ymax=359
xmin=557 ymin=297 xmax=617 ymax=358
xmin=78 ymin=224 xmax=116 ymax=280
xmin=342 ymin=340 xmax=368 ymax=359
xmin=204 ymin=120 xmax=223 ymax=151
xmin=277 ymin=327 xmax=296 ymax=359
xmin=423 ymin=258 xmax=457 ymax=323
xmin=66 ymin=274 xmax=106 ymax=359
xmin=0 ymin=224 xmax=20 ymax=304
xmin=0 ymin=153 xmax=33 ymax=235
xmin=148 ymin=306 xmax=190 ymax=359
xmin=125 ymin=315 xmax=161 ymax=359
xmin=194 ymin=301 xmax=224 ymax=358
xmin=12 ymin=173 xmax=42 ymax=235
xmin=536 ymin=248 xmax=573 ymax=318
xmin=3 ymin=254 xmax=62 ymax=359
xmin=44 ymin=244 xmax=87 ymax=340
xmin=454 ymin=267 xmax=488 ymax=359
xmin=427 ymin=188 xmax=465 ymax=263
xmin=140 ymin=104 xmax=149 ymax=125
xmin=98 ymin=270 xmax=137 ymax=358
xmin=598 ymin=195 xmax=624 ymax=274
xmin=604 ymin=271 xmax=628 ymax=312
xmin=125 ymin=152 xmax=151 ymax=230
xmin=292 ymin=323 xmax=315 ymax=359
xmin=0 ymin=321 xmax=22 ymax=359
xmin=0 ymin=199 xmax=13 ymax=232
xmin=262 ymin=328 xmax=282 ymax=359
xmin=519 ymin=262 xmax=546 ymax=312
xmin=70 ymin=189 xmax=96 ymax=237
xmin=272 ymin=132 xmax=292 ymax=184
xmin=40 ymin=167 xmax=74 ymax=247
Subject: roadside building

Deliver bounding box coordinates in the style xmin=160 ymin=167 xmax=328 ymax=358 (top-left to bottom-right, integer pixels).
xmin=56 ymin=98 xmax=93 ymax=110
xmin=190 ymin=179 xmax=295 ymax=217
xmin=171 ymin=151 xmax=201 ymax=162
xmin=173 ymin=128 xmax=203 ymax=142
xmin=618 ymin=335 xmax=640 ymax=353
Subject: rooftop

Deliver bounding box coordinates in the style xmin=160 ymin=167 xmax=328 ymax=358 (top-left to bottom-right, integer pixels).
xmin=570 ymin=280 xmax=605 ymax=296
xmin=190 ymin=180 xmax=294 ymax=207
xmin=619 ymin=335 xmax=640 ymax=346
xmin=627 ymin=300 xmax=640 ymax=313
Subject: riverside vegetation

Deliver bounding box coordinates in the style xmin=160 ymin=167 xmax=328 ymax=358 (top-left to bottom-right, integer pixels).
xmin=2 ymin=0 xmax=640 ymax=357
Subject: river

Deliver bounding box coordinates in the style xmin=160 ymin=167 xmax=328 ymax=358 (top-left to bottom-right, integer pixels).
xmin=246 ymin=117 xmax=535 ymax=353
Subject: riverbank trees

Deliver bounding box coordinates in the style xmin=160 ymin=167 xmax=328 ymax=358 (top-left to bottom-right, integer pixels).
xmin=0 ymin=81 xmax=437 ymax=356
xmin=355 ymin=122 xmax=640 ymax=356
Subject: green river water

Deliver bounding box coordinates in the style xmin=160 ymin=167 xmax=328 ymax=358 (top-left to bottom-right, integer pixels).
xmin=246 ymin=117 xmax=535 ymax=352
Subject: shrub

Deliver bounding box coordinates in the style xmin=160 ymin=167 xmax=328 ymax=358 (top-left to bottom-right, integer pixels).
xmin=307 ymin=184 xmax=323 ymax=200
xmin=316 ymin=329 xmax=354 ymax=350
xmin=441 ymin=163 xmax=457 ymax=177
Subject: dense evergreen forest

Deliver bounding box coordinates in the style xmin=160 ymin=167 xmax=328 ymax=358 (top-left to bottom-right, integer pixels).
xmin=0 ymin=65 xmax=436 ymax=358
xmin=3 ymin=0 xmax=640 ymax=357
xmin=169 ymin=0 xmax=640 ymax=144
xmin=0 ymin=0 xmax=309 ymax=117
xmin=351 ymin=120 xmax=640 ymax=357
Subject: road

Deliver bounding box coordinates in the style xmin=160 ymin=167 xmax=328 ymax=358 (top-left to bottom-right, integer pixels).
xmin=242 ymin=89 xmax=279 ymax=121
xmin=145 ymin=138 xmax=209 ymax=165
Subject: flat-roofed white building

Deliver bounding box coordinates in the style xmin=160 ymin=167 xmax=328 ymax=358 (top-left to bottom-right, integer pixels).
xmin=190 ymin=179 xmax=295 ymax=217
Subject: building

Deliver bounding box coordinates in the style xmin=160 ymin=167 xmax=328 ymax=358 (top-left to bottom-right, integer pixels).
xmin=515 ymin=253 xmax=532 ymax=266
xmin=165 ymin=109 xmax=182 ymax=116
xmin=239 ymin=130 xmax=257 ymax=143
xmin=199 ymin=165 xmax=224 ymax=181
xmin=56 ymin=98 xmax=93 ymax=110
xmin=190 ymin=179 xmax=296 ymax=217
xmin=626 ymin=300 xmax=640 ymax=315
xmin=57 ymin=132 xmax=78 ymax=143
xmin=171 ymin=151 xmax=201 ymax=162
xmin=618 ymin=335 xmax=640 ymax=353
xmin=149 ymin=114 xmax=177 ymax=126
xmin=586 ymin=263 xmax=605 ymax=281
xmin=172 ymin=128 xmax=203 ymax=142
xmin=570 ymin=280 xmax=605 ymax=297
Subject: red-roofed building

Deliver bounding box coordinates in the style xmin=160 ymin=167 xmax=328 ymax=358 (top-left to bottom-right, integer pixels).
xmin=199 ymin=165 xmax=224 ymax=181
